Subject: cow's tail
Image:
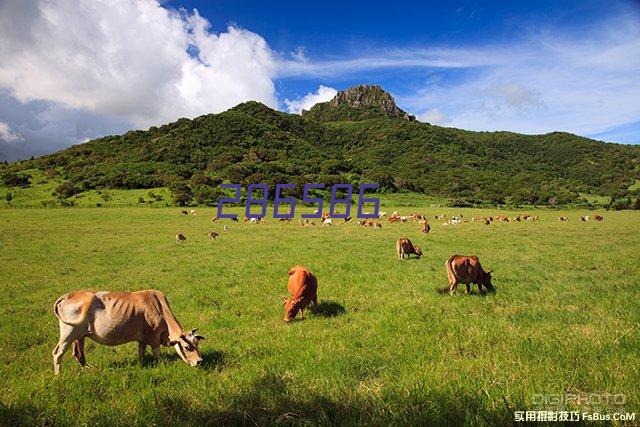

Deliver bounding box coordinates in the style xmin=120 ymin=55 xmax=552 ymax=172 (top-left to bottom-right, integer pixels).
xmin=53 ymin=294 xmax=92 ymax=326
xmin=440 ymin=256 xmax=458 ymax=293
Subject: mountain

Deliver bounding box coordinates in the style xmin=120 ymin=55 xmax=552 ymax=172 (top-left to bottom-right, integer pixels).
xmin=303 ymin=84 xmax=416 ymax=122
xmin=2 ymin=85 xmax=639 ymax=207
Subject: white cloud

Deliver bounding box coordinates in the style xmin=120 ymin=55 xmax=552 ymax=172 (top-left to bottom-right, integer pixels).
xmin=284 ymin=85 xmax=338 ymax=114
xmin=417 ymin=108 xmax=446 ymax=124
xmin=0 ymin=121 xmax=23 ymax=143
xmin=0 ymin=0 xmax=277 ymax=128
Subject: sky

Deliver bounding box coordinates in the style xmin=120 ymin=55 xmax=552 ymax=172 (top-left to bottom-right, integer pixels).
xmin=0 ymin=0 xmax=639 ymax=161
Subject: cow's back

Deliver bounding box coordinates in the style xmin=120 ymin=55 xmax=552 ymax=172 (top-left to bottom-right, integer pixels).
xmin=287 ymin=267 xmax=317 ymax=299
xmin=449 ymin=255 xmax=483 ymax=283
xmin=90 ymin=291 xmax=165 ymax=346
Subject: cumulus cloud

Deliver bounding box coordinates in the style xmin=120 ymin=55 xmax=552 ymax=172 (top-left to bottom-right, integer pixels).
xmin=0 ymin=121 xmax=23 ymax=143
xmin=417 ymin=108 xmax=446 ymax=124
xmin=0 ymin=0 xmax=277 ymax=130
xmin=284 ymin=85 xmax=338 ymax=114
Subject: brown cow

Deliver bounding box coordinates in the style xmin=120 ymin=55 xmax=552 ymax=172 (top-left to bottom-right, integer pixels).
xmin=594 ymin=214 xmax=603 ymax=221
xmin=176 ymin=233 xmax=186 ymax=242
xmin=445 ymin=255 xmax=494 ymax=295
xmin=396 ymin=238 xmax=423 ymax=259
xmin=282 ymin=266 xmax=318 ymax=323
xmin=208 ymin=231 xmax=219 ymax=240
xmin=559 ymin=216 xmax=568 ymax=222
xmin=52 ymin=290 xmax=204 ymax=374
xmin=419 ymin=220 xmax=430 ymax=234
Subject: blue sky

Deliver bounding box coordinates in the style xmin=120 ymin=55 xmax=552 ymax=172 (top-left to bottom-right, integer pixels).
xmin=0 ymin=0 xmax=639 ymax=160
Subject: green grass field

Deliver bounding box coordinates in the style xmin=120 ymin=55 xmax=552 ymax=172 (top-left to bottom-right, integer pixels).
xmin=1 ymin=206 xmax=638 ymax=425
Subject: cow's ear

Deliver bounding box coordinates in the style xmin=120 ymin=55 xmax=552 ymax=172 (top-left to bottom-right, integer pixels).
xmin=180 ymin=334 xmax=191 ymax=345
xmin=195 ymin=335 xmax=205 ymax=341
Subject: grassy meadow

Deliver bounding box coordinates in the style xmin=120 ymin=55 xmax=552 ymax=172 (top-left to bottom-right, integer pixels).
xmin=0 ymin=205 xmax=639 ymax=425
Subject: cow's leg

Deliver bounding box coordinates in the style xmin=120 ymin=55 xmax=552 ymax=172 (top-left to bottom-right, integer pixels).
xmin=72 ymin=337 xmax=86 ymax=366
xmin=138 ymin=342 xmax=147 ymax=363
xmin=311 ymin=297 xmax=318 ymax=314
xmin=465 ymin=284 xmax=471 ymax=295
xmin=449 ymin=282 xmax=458 ymax=295
xmin=152 ymin=346 xmax=160 ymax=362
xmin=52 ymin=323 xmax=78 ymax=375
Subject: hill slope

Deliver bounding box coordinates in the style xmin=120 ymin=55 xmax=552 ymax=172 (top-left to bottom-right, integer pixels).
xmin=2 ymin=85 xmax=639 ymax=207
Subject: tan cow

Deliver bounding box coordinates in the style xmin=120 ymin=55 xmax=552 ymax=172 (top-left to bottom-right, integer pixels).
xmin=208 ymin=231 xmax=219 ymax=240
xmin=282 ymin=266 xmax=318 ymax=323
xmin=396 ymin=238 xmax=422 ymax=259
xmin=594 ymin=214 xmax=603 ymax=221
xmin=419 ymin=220 xmax=430 ymax=234
xmin=445 ymin=255 xmax=494 ymax=295
xmin=52 ymin=290 xmax=204 ymax=374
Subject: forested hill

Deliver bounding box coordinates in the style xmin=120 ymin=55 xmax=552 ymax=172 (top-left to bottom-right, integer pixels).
xmin=3 ymin=85 xmax=640 ymax=207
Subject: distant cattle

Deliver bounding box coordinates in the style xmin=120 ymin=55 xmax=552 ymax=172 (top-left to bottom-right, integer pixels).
xmin=378 ymin=211 xmax=387 ymax=218
xmin=223 ymin=225 xmax=229 ymax=231
xmin=344 ymin=216 xmax=352 ymax=223
xmin=176 ymin=233 xmax=186 ymax=242
xmin=52 ymin=290 xmax=204 ymax=374
xmin=396 ymin=238 xmax=422 ymax=259
xmin=322 ymin=218 xmax=333 ymax=226
xmin=279 ymin=218 xmax=292 ymax=222
xmin=594 ymin=214 xmax=603 ymax=222
xmin=208 ymin=231 xmax=219 ymax=240
xmin=211 ymin=216 xmax=218 ymax=223
xmin=231 ymin=217 xmax=239 ymax=222
xmin=445 ymin=255 xmax=494 ymax=295
xmin=559 ymin=216 xmax=568 ymax=222
xmin=190 ymin=209 xmax=197 ymax=216
xmin=282 ymin=266 xmax=318 ymax=323
xmin=483 ymin=218 xmax=491 ymax=225
xmin=181 ymin=210 xmax=188 ymax=215
xmin=419 ymin=220 xmax=430 ymax=234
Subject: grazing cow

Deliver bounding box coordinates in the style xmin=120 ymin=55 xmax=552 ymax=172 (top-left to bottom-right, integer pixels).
xmin=231 ymin=217 xmax=239 ymax=222
xmin=445 ymin=255 xmax=494 ymax=295
xmin=344 ymin=216 xmax=352 ymax=223
xmin=223 ymin=225 xmax=229 ymax=231
xmin=580 ymin=216 xmax=586 ymax=222
xmin=279 ymin=218 xmax=292 ymax=222
xmin=420 ymin=220 xmax=430 ymax=234
xmin=282 ymin=266 xmax=318 ymax=323
xmin=208 ymin=231 xmax=219 ymax=240
xmin=322 ymin=218 xmax=333 ymax=226
xmin=483 ymin=218 xmax=491 ymax=225
xmin=594 ymin=214 xmax=603 ymax=222
xmin=373 ymin=221 xmax=382 ymax=229
xmin=378 ymin=211 xmax=387 ymax=218
xmin=190 ymin=209 xmax=197 ymax=216
xmin=211 ymin=216 xmax=218 ymax=223
xmin=321 ymin=212 xmax=330 ymax=222
xmin=396 ymin=238 xmax=423 ymax=259
xmin=181 ymin=210 xmax=188 ymax=215
xmin=559 ymin=216 xmax=568 ymax=222
xmin=450 ymin=216 xmax=461 ymax=225
xmin=52 ymin=290 xmax=204 ymax=374
xmin=176 ymin=233 xmax=186 ymax=242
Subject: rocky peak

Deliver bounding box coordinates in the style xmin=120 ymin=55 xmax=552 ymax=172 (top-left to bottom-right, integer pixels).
xmin=302 ymin=84 xmax=416 ymax=122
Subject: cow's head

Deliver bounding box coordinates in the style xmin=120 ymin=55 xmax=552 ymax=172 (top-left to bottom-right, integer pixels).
xmin=282 ymin=296 xmax=301 ymax=323
xmin=414 ymin=246 xmax=423 ymax=258
xmin=170 ymin=329 xmax=205 ymax=366
xmin=481 ymin=271 xmax=495 ymax=292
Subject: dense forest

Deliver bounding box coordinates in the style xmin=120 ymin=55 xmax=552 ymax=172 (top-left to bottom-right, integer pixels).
xmin=2 ymin=85 xmax=639 ymax=208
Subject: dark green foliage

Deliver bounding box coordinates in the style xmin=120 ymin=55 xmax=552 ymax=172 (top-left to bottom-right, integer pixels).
xmin=5 ymin=192 xmax=12 ymax=203
xmin=1 ymin=171 xmax=31 ymax=187
xmin=54 ymin=181 xmax=81 ymax=199
xmin=13 ymin=101 xmax=640 ymax=206
xmin=169 ymin=181 xmax=193 ymax=206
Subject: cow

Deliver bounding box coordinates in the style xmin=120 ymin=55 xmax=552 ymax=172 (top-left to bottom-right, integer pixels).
xmin=445 ymin=255 xmax=494 ymax=295
xmin=282 ymin=266 xmax=318 ymax=323
xmin=396 ymin=238 xmax=423 ymax=259
xmin=483 ymin=218 xmax=491 ymax=225
xmin=231 ymin=217 xmax=239 ymax=222
xmin=52 ymin=290 xmax=204 ymax=374
xmin=279 ymin=218 xmax=292 ymax=222
xmin=322 ymin=218 xmax=333 ymax=226
xmin=190 ymin=209 xmax=197 ymax=216
xmin=559 ymin=216 xmax=568 ymax=222
xmin=223 ymin=225 xmax=229 ymax=231
xmin=594 ymin=214 xmax=603 ymax=222
xmin=181 ymin=210 xmax=188 ymax=215
xmin=580 ymin=216 xmax=587 ymax=222
xmin=419 ymin=220 xmax=430 ymax=234
xmin=176 ymin=233 xmax=186 ymax=242
xmin=378 ymin=211 xmax=387 ymax=218
xmin=211 ymin=216 xmax=218 ymax=223
xmin=208 ymin=231 xmax=219 ymax=240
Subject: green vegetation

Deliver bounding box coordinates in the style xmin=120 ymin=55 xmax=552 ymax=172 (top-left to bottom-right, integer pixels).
xmin=1 ymin=87 xmax=639 ymax=208
xmin=1 ymin=206 xmax=638 ymax=424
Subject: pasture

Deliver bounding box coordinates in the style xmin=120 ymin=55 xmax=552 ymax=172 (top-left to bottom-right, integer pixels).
xmin=0 ymin=206 xmax=638 ymax=425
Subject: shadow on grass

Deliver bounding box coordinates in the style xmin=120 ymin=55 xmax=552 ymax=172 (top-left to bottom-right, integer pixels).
xmin=1 ymin=372 xmax=517 ymax=425
xmin=108 ymin=349 xmax=226 ymax=370
xmin=314 ymin=300 xmax=346 ymax=317
xmin=436 ymin=286 xmax=497 ymax=297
